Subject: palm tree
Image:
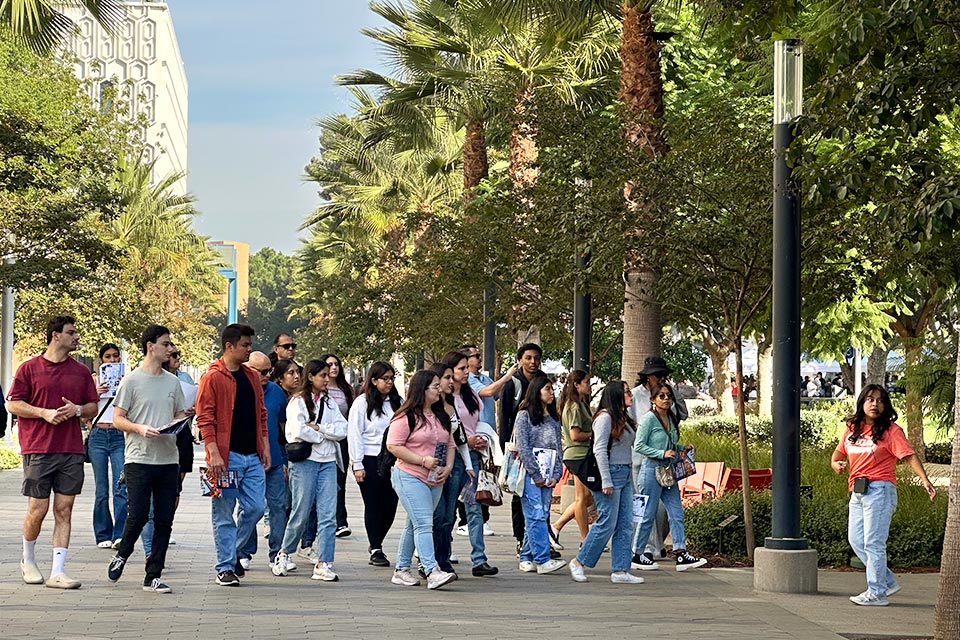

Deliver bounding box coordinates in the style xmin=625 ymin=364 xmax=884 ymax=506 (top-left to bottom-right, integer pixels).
xmin=0 ymin=0 xmax=123 ymax=54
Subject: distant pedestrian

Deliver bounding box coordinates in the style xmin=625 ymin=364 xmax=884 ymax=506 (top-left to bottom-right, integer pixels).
xmin=7 ymin=315 xmax=99 ymax=589
xmin=321 ymin=353 xmax=354 ymax=539
xmin=88 ymin=342 xmax=127 ymax=550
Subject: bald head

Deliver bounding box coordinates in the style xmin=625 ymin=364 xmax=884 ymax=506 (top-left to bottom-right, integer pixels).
xmin=247 ymin=351 xmax=272 ymax=387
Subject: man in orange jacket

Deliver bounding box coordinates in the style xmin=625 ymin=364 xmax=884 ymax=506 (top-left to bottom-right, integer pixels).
xmin=196 ymin=324 xmax=270 ymax=586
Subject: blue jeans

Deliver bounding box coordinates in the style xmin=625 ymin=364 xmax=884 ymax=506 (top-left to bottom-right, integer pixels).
xmin=238 ymin=465 xmax=290 ymax=562
xmin=280 ymin=459 xmax=337 ymax=563
xmin=519 ymin=475 xmax=554 ymax=565
xmin=578 ymin=464 xmax=633 ymax=572
xmin=88 ymin=426 xmax=127 ymax=542
xmin=464 ymin=451 xmax=488 ymax=567
xmin=393 ymin=466 xmax=443 ymax=574
xmin=633 ymin=459 xmax=688 ymax=551
xmin=848 ymin=480 xmax=898 ymax=596
xmin=211 ymin=452 xmax=266 ymax=573
xmin=433 ymin=455 xmax=467 ymax=570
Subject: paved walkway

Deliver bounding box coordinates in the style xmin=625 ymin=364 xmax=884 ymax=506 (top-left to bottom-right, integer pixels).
xmin=0 ymin=456 xmax=940 ymax=640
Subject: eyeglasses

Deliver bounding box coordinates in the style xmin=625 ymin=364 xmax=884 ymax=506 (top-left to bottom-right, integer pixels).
xmin=170 ymin=352 xmax=181 ymax=359
xmin=428 ymin=384 xmax=441 ymax=390
xmin=378 ymin=376 xmax=395 ymax=383
xmin=257 ymin=368 xmax=271 ymax=376
xmin=278 ymin=343 xmax=297 ymax=350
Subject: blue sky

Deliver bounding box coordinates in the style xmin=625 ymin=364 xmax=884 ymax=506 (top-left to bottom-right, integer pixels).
xmin=171 ymin=1 xmax=386 ymax=254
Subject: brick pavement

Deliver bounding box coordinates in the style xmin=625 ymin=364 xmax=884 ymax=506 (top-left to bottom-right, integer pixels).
xmin=0 ymin=454 xmax=940 ymax=640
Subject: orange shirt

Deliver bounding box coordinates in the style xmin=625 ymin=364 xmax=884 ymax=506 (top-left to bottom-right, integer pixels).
xmin=834 ymin=421 xmax=914 ymax=491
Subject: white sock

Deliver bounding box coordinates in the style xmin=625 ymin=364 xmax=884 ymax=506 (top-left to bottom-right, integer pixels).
xmin=51 ymin=547 xmax=67 ymax=577
xmin=22 ymin=538 xmax=37 ymax=564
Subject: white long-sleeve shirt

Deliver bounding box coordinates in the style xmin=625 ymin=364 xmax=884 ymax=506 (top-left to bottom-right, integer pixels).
xmin=286 ymin=394 xmax=348 ymax=468
xmin=347 ymin=395 xmax=397 ymax=470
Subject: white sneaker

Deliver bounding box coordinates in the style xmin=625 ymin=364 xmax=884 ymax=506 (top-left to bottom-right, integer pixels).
xmin=20 ymin=559 xmax=44 ymax=585
xmin=482 ymin=523 xmax=494 ymax=536
xmin=391 ymin=568 xmax=421 ymax=586
xmin=455 ymin=525 xmax=469 ymax=536
xmin=312 ymin=562 xmax=339 ymax=582
xmin=548 ymin=525 xmax=564 ymax=550
xmin=111 ymin=539 xmax=122 ymax=550
xmin=850 ymin=590 xmax=888 ymax=606
xmin=284 ymin=558 xmax=298 ymax=572
xmin=611 ymin=572 xmax=645 ymax=584
xmin=97 ymin=540 xmax=113 ymax=549
xmin=297 ymin=545 xmax=318 ymax=563
xmin=569 ymin=559 xmax=588 ymax=583
xmin=168 ymin=535 xmax=176 ymax=545
xmin=449 ymin=552 xmax=459 ymax=564
xmin=536 ymin=559 xmax=567 ymax=574
xmin=886 ymin=583 xmax=902 ymax=597
xmin=271 ymin=552 xmax=289 ymax=576
xmin=426 ymin=569 xmax=456 ymax=590
xmin=239 ymin=558 xmax=251 ymax=571
xmin=518 ymin=560 xmax=536 ymax=573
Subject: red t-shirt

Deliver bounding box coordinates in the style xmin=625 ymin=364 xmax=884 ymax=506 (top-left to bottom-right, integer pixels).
xmin=7 ymin=355 xmax=99 ymax=455
xmin=834 ymin=421 xmax=914 ymax=491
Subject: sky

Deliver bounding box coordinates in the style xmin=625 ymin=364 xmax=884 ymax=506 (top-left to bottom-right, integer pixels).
xmin=170 ymin=1 xmax=387 ymax=254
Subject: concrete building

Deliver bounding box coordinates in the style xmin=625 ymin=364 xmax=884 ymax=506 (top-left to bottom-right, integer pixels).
xmin=64 ymin=0 xmax=188 ymax=193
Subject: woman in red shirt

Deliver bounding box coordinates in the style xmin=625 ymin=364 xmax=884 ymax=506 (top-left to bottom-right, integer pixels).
xmin=830 ymin=384 xmax=935 ymax=607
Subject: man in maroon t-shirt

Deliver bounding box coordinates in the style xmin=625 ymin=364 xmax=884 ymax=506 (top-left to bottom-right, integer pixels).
xmin=5 ymin=315 xmax=99 ymax=589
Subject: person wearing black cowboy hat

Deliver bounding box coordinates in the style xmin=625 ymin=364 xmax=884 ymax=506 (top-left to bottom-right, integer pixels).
xmin=628 ymin=356 xmax=688 ymax=570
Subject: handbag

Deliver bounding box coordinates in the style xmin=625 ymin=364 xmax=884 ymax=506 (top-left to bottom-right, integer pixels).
xmin=476 ymin=450 xmax=503 ymax=506
xmin=655 ymin=463 xmax=676 ymax=488
xmin=574 ymin=428 xmax=613 ymax=492
xmin=498 ymin=428 xmax=525 ymax=495
xmin=285 ymin=394 xmax=323 ymax=463
xmin=84 ymin=397 xmax=115 ymax=463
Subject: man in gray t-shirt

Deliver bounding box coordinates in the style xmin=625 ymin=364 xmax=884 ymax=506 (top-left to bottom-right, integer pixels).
xmin=106 ymin=325 xmax=188 ymax=594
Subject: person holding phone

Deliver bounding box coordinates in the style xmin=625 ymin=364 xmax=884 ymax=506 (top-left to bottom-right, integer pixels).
xmin=831 ymin=384 xmax=936 ymax=606
xmin=88 ymin=342 xmax=126 ymax=549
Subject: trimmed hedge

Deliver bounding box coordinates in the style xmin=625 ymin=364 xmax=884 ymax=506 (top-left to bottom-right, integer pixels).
xmin=925 ymin=441 xmax=953 ymax=464
xmin=683 ymin=409 xmax=844 ymax=446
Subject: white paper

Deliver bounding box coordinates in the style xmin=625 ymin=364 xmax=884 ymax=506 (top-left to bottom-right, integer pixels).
xmin=532 ymin=447 xmax=556 ymax=480
xmin=180 ymin=381 xmax=197 ymax=409
xmin=99 ymin=363 xmax=125 ymax=398
xmin=633 ymin=494 xmax=649 ymax=523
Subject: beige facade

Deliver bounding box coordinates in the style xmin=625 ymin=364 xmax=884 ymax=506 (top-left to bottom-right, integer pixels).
xmin=208 ymin=241 xmax=250 ymax=314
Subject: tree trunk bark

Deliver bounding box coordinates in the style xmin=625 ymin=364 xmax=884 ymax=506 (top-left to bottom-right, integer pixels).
xmin=933 ymin=328 xmax=960 ymax=640
xmin=509 ymin=86 xmax=538 ymax=191
xmin=462 ymin=117 xmax=489 ymax=195
xmin=756 ymin=328 xmax=773 ymax=418
xmin=704 ymin=333 xmax=734 ymax=415
xmin=734 ymin=338 xmax=756 ymax=559
xmin=839 ymin=360 xmax=855 ymax=396
xmin=621 ymin=270 xmax=660 ymax=381
xmin=903 ymin=337 xmax=926 ymax=461
xmin=866 ymin=344 xmax=890 ymax=387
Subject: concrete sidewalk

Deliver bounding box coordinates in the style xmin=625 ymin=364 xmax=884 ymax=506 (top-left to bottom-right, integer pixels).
xmin=0 ymin=460 xmax=940 ymax=640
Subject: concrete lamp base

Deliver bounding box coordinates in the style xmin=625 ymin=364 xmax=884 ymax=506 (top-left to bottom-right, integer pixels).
xmin=754 ymin=547 xmax=819 ymax=594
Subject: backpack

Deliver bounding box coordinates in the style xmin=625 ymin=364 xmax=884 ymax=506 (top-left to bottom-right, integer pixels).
xmin=376 ymin=411 xmax=416 ymax=478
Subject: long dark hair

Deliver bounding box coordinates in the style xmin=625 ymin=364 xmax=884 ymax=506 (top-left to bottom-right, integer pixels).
xmin=270 ymin=358 xmax=299 ymax=396
xmin=99 ymin=342 xmax=120 ymax=360
xmin=558 ymin=369 xmax=588 ymax=415
xmin=395 ymin=370 xmax=451 ymax=432
xmin=320 ymin=352 xmax=354 ymax=405
xmin=519 ymin=375 xmax=558 ymax=425
xmin=846 ymin=383 xmax=897 ymax=444
xmin=440 ymin=350 xmax=479 ymax=416
xmin=596 ymin=380 xmax=636 ymax=441
xmin=361 ymin=361 xmax=402 ymax=420
xmin=298 ymin=359 xmax=329 ymax=421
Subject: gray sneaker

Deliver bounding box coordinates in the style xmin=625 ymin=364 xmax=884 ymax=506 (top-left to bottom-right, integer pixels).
xmin=427 ymin=569 xmax=456 ymax=590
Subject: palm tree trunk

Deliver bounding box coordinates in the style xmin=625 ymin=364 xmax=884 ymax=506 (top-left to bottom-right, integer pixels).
xmin=933 ymin=327 xmax=960 ymax=639
xmin=463 ymin=117 xmax=489 ymax=195
xmin=620 ymin=270 xmax=660 ymax=380
xmin=509 ymin=85 xmax=538 ymax=191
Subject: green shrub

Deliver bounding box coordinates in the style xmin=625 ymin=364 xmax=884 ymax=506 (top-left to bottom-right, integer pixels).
xmin=0 ymin=443 xmax=21 ymax=470
xmin=887 ymin=485 xmax=948 ymax=568
xmin=684 ymin=409 xmax=843 ymax=446
xmin=925 ymin=441 xmax=953 ymax=464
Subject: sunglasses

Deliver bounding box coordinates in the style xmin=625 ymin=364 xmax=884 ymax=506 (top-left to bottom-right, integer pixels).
xmin=170 ymin=352 xmax=181 ymax=359
xmin=278 ymin=343 xmax=297 ymax=350
xmin=656 ymin=393 xmax=673 ymax=400
xmin=257 ymin=368 xmax=271 ymax=376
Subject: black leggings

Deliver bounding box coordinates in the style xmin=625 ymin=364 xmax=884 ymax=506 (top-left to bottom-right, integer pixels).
xmin=356 ymin=455 xmax=399 ymax=551
xmin=336 ymin=439 xmax=349 ymax=528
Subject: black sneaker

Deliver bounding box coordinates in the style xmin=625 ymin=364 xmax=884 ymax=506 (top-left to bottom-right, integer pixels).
xmin=550 ymin=547 xmax=562 ymax=560
xmin=142 ymin=578 xmax=172 ymax=593
xmin=233 ymin=559 xmax=245 ymax=578
xmin=216 ymin=570 xmax=240 ymax=586
xmin=471 ymin=562 xmax=499 ymax=577
xmin=631 ymin=552 xmax=661 ymax=571
xmin=369 ymin=549 xmax=390 ymax=567
xmin=516 ymin=541 xmax=522 ymax=557
xmin=335 ymin=525 xmax=351 ymax=538
xmin=107 ymin=555 xmax=127 ymax=582
xmin=674 ymin=550 xmax=707 ymax=572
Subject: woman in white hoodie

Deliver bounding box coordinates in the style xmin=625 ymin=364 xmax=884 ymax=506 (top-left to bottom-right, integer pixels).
xmin=272 ymin=359 xmax=347 ymax=581
xmin=348 ymin=362 xmax=403 ymax=568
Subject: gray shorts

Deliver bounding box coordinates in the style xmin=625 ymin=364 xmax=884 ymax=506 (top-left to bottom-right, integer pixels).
xmin=22 ymin=453 xmax=85 ymax=498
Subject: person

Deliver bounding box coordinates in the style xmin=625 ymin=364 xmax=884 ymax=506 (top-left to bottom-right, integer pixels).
xmin=514 ymin=375 xmax=567 ymax=575
xmin=568 ymin=381 xmax=643 ymax=584
xmin=237 ymin=352 xmax=295 ymax=574
xmin=88 ymin=342 xmax=127 ymax=549
xmin=6 ymin=315 xmax=100 ymax=589
xmin=550 ymin=370 xmax=593 ymax=547
xmin=196 ymin=323 xmax=270 ymax=587
xmin=272 ymin=334 xmax=298 ymax=369
xmin=830 ymin=384 xmax=936 ymax=606
xmin=321 ymin=353 xmax=354 ymax=539
xmin=498 ymin=343 xmax=555 ymax=557
xmin=458 ymin=343 xmax=518 ymax=537
xmin=628 ymin=356 xmax=687 ymax=564
xmin=106 ymin=325 xmax=190 ymax=594
xmin=272 ymin=359 xmax=348 ymax=581
xmin=386 ymin=370 xmax=457 ymax=590
xmin=632 ymin=382 xmax=707 ymax=572
xmin=347 ymin=361 xmax=402 ymax=567
xmin=436 ymin=351 xmax=497 ymax=578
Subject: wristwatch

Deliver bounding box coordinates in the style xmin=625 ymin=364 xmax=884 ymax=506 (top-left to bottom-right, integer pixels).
xmin=75 ymin=405 xmax=82 ymax=418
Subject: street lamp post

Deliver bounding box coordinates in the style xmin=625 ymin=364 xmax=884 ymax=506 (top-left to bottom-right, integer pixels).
xmin=755 ymin=38 xmax=818 ymax=594
xmin=573 ymin=176 xmax=592 ymax=373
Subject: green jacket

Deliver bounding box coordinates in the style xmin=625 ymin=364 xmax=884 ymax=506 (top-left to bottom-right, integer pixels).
xmin=634 ymin=411 xmax=679 ymax=460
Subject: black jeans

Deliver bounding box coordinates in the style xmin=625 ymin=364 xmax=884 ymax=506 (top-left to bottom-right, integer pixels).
xmin=336 ymin=439 xmax=349 ymax=528
xmin=117 ymin=463 xmax=179 ymax=583
xmin=356 ymin=455 xmax=398 ymax=550
xmin=512 ymin=494 xmax=525 ymax=541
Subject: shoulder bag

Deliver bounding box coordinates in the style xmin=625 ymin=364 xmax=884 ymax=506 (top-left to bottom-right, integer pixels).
xmin=285 ymin=397 xmax=323 ymax=463
xmin=475 ymin=446 xmax=503 ymax=506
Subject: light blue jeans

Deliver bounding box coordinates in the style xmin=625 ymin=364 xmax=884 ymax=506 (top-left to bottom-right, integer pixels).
xmin=519 ymin=475 xmax=554 ymax=565
xmin=433 ymin=455 xmax=467 ymax=570
xmin=280 ymin=459 xmax=337 ymax=563
xmin=393 ymin=466 xmax=443 ymax=575
xmin=848 ymin=480 xmax=898 ymax=596
xmin=633 ymin=458 xmax=688 ymax=551
xmin=239 ymin=464 xmax=290 ymax=563
xmin=211 ymin=452 xmax=265 ymax=573
xmin=88 ymin=426 xmax=127 ymax=543
xmin=578 ymin=464 xmax=633 ymax=572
